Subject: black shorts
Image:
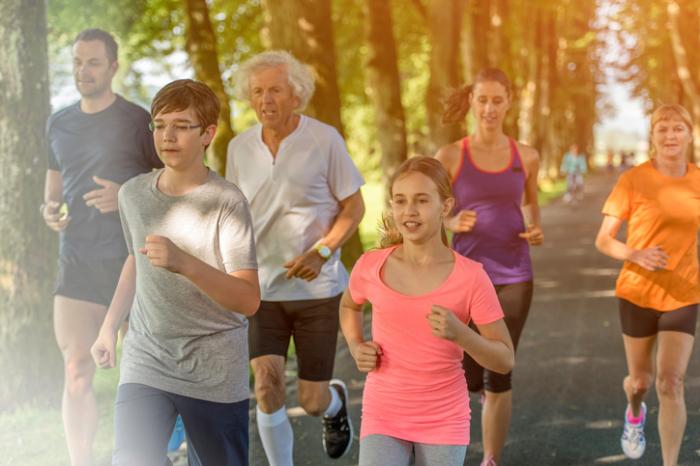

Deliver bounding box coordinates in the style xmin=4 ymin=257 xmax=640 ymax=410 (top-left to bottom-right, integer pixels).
xmin=54 ymin=256 xmax=125 ymax=307
xmin=248 ymin=295 xmax=341 ymax=382
xmin=619 ymin=299 xmax=698 ymax=337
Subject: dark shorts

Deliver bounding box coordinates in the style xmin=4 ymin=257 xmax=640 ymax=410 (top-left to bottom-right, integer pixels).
xmin=114 ymin=383 xmax=248 ymax=466
xmin=619 ymin=299 xmax=698 ymax=337
xmin=464 ymin=280 xmax=534 ymax=393
xmin=54 ymin=256 xmax=125 ymax=307
xmin=248 ymin=295 xmax=341 ymax=382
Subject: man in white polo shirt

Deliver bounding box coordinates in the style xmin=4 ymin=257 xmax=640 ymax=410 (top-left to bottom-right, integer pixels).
xmin=226 ymin=51 xmax=365 ymax=464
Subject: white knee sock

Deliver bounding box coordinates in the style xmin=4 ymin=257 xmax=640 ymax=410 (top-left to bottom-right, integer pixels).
xmin=324 ymin=385 xmax=341 ymax=417
xmin=256 ymin=405 xmax=294 ymax=466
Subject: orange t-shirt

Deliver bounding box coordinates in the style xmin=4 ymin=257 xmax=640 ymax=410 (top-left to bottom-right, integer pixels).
xmin=602 ymin=161 xmax=700 ymax=310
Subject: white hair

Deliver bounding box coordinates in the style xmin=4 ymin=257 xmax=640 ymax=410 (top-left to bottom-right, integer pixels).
xmin=233 ymin=50 xmax=316 ymax=111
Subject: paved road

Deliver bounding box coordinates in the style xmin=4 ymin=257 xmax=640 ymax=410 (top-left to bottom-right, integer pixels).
xmin=244 ymin=172 xmax=700 ymax=466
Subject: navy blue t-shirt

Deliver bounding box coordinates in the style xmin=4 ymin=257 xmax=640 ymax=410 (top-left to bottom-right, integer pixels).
xmin=47 ymin=95 xmax=162 ymax=261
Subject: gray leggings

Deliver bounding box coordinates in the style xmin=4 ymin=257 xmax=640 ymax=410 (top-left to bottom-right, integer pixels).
xmin=359 ymin=434 xmax=467 ymax=466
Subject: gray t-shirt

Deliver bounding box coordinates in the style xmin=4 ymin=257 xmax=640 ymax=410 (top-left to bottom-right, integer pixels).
xmin=117 ymin=169 xmax=257 ymax=403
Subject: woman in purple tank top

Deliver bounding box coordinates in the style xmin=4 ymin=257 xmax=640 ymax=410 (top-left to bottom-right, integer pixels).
xmin=435 ymin=68 xmax=543 ymax=466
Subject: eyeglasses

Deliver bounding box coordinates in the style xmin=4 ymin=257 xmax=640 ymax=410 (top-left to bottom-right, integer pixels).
xmin=149 ymin=121 xmax=203 ymax=133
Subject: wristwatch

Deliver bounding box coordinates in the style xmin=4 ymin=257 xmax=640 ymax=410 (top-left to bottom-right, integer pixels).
xmin=314 ymin=243 xmax=332 ymax=260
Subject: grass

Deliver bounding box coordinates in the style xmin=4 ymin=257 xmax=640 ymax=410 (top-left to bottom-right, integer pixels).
xmin=1 ymin=179 xmax=566 ymax=465
xmin=0 ymin=364 xmax=120 ymax=466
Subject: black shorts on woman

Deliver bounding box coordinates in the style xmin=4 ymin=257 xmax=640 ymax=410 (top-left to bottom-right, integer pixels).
xmin=619 ymin=299 xmax=698 ymax=337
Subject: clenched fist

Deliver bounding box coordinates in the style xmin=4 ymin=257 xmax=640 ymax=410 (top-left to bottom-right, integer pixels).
xmin=349 ymin=341 xmax=382 ymax=372
xmin=426 ymin=304 xmax=464 ymax=341
xmin=138 ymin=235 xmax=190 ymax=274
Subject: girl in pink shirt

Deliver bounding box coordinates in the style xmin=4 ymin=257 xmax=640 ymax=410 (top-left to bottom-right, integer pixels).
xmin=340 ymin=156 xmax=514 ymax=466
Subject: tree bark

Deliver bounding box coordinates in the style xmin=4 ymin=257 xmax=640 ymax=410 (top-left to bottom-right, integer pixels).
xmin=261 ymin=0 xmax=344 ymax=132
xmin=182 ymin=0 xmax=235 ymax=175
xmin=540 ymin=9 xmax=558 ymax=176
xmin=364 ymin=0 xmax=408 ymax=188
xmin=667 ymin=0 xmax=700 ymax=162
xmin=0 ymin=0 xmax=61 ymax=409
xmin=261 ymin=0 xmax=364 ymax=265
xmin=469 ymin=0 xmax=490 ymax=75
xmin=487 ymin=0 xmax=505 ymax=67
xmin=518 ymin=5 xmax=542 ymax=146
xmin=425 ymin=0 xmax=464 ymax=153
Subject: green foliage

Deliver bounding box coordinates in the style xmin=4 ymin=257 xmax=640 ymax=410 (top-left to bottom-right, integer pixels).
xmin=210 ymin=0 xmax=265 ymax=87
xmin=610 ymin=0 xmax=700 ymax=109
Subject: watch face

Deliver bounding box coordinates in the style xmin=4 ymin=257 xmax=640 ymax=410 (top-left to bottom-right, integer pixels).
xmin=318 ymin=245 xmax=332 ymax=259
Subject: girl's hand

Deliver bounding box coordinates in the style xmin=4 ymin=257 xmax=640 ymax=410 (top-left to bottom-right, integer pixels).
xmin=349 ymin=341 xmax=382 ymax=372
xmin=427 ymin=305 xmax=464 ymax=341
xmin=628 ymin=246 xmax=669 ymax=271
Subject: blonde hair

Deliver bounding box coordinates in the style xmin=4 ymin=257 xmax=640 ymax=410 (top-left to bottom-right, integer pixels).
xmin=649 ymin=104 xmax=694 ymax=158
xmin=379 ymin=156 xmax=453 ymax=248
xmin=233 ymin=50 xmax=315 ymax=111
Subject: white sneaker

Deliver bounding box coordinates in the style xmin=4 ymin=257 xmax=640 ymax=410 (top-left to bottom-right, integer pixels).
xmin=621 ymin=402 xmax=647 ymax=459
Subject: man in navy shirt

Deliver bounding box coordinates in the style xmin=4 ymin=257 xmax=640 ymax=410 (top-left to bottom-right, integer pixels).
xmin=42 ymin=28 xmax=161 ymax=465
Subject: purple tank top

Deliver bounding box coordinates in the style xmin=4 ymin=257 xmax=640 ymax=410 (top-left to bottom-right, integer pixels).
xmin=451 ymin=137 xmax=533 ymax=284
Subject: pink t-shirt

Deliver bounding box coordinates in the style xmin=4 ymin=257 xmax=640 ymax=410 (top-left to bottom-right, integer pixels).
xmin=348 ymin=246 xmax=504 ymax=445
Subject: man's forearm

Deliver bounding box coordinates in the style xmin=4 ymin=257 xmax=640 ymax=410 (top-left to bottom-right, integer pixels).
xmin=44 ymin=169 xmax=63 ymax=204
xmin=320 ymin=191 xmax=365 ymax=252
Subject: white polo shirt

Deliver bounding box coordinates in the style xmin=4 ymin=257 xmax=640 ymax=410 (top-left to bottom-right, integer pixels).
xmin=226 ymin=115 xmax=365 ymax=301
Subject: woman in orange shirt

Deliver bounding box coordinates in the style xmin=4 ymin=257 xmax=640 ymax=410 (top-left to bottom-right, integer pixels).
xmin=595 ymin=104 xmax=700 ymax=466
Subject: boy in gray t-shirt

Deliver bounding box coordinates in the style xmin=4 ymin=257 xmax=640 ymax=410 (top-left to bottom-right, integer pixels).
xmin=91 ymin=79 xmax=259 ymax=465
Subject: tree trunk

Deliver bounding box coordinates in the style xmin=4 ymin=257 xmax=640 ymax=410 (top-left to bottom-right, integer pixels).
xmin=469 ymin=0 xmax=490 ymax=75
xmin=261 ymin=0 xmax=364 ymax=265
xmin=518 ymin=5 xmax=542 ymax=146
xmin=425 ymin=0 xmax=464 ymax=153
xmin=487 ymin=0 xmax=505 ymax=67
xmin=540 ymin=9 xmax=558 ymax=177
xmin=494 ymin=0 xmax=519 ymax=138
xmin=460 ymin=5 xmax=476 ymax=82
xmin=0 ymin=0 xmax=61 ymax=410
xmin=182 ymin=0 xmax=235 ymax=176
xmin=364 ymin=0 xmax=408 ymax=189
xmin=667 ymin=0 xmax=700 ymax=162
xmin=261 ymin=0 xmax=344 ymax=131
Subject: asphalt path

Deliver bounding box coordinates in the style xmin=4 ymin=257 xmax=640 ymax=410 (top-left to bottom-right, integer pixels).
xmin=244 ymin=171 xmax=700 ymax=466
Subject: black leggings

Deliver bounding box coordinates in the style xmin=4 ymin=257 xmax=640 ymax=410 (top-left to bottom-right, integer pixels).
xmin=463 ymin=280 xmax=533 ymax=393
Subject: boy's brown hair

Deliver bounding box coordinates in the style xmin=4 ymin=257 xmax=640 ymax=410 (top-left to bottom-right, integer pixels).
xmin=151 ymin=79 xmax=220 ymax=132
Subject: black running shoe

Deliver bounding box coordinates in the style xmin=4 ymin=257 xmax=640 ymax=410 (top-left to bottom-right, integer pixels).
xmin=322 ymin=379 xmax=353 ymax=459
